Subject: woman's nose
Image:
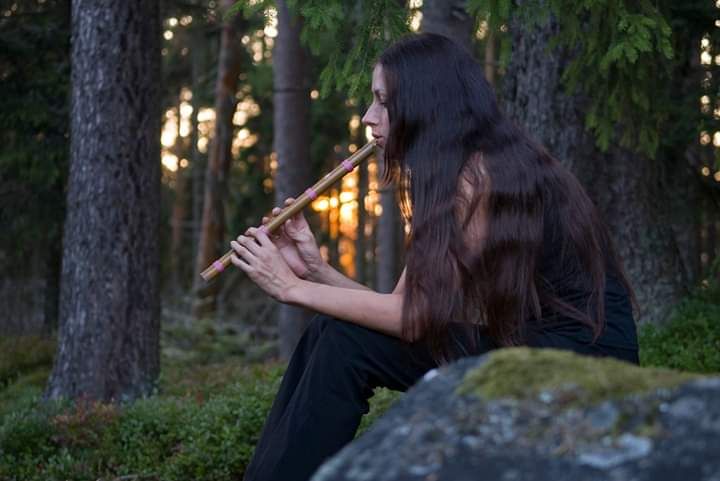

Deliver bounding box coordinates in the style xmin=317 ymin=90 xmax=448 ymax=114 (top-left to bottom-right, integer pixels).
xmin=361 ymin=108 xmax=375 ymax=127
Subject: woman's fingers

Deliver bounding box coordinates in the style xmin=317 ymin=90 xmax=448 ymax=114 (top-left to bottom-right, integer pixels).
xmin=267 ymin=198 xmax=294 ymax=219
xmin=230 ymin=241 xmax=255 ymax=272
xmin=278 ymin=223 xmax=289 ymax=238
xmin=230 ymin=227 xmax=280 ymax=273
xmin=230 ymin=252 xmax=252 ymax=270
xmin=235 ymin=235 xmax=262 ymax=257
xmin=277 ymin=197 xmax=304 ymax=225
xmin=245 ymin=227 xmax=274 ymax=249
xmin=231 ymin=239 xmax=251 ymax=257
xmin=260 ymin=198 xmax=298 ymax=234
xmin=263 ymin=205 xmax=283 ymax=224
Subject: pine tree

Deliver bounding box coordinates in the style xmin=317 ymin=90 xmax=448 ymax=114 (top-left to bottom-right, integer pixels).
xmin=46 ymin=0 xmax=162 ymax=401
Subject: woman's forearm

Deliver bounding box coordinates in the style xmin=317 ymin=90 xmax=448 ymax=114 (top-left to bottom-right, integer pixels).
xmin=305 ymin=262 xmax=373 ymax=291
xmin=283 ymin=280 xmax=407 ymax=340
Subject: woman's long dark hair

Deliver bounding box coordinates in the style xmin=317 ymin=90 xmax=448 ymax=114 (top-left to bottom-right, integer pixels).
xmin=378 ymin=33 xmax=635 ymax=365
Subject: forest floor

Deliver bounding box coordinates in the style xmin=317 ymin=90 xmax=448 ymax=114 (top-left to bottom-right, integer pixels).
xmin=0 ymin=284 xmax=718 ymax=480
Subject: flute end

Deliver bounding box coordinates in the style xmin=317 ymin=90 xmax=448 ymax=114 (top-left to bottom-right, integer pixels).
xmin=200 ymin=259 xmax=228 ymax=281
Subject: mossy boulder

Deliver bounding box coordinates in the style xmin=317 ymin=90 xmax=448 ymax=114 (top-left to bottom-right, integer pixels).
xmin=457 ymin=348 xmax=698 ymax=404
xmin=312 ymin=348 xmax=720 ymax=481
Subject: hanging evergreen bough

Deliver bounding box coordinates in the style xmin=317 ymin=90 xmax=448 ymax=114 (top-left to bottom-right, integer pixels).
xmin=313 ymin=0 xmax=410 ymax=101
xmin=231 ymin=0 xmax=700 ymax=157
xmin=230 ymin=0 xmax=413 ymax=102
xmin=469 ymin=0 xmax=675 ymax=156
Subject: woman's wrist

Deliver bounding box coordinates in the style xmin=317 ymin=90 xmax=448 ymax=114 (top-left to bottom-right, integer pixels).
xmin=283 ymin=278 xmax=308 ymax=305
xmin=304 ymin=260 xmax=329 ymax=283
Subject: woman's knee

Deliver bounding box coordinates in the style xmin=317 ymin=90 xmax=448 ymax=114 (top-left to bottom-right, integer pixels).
xmin=317 ymin=319 xmax=429 ymax=393
xmin=314 ymin=317 xmax=374 ymax=361
xmin=304 ymin=313 xmax=334 ymax=337
xmin=307 ymin=316 xmax=404 ymax=373
xmin=302 ymin=315 xmax=366 ymax=353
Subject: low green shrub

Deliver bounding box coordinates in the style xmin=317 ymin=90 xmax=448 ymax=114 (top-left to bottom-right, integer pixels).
xmin=0 ymin=364 xmax=284 ymax=481
xmin=0 ymin=335 xmax=55 ymax=423
xmin=0 ymin=367 xmax=49 ymax=421
xmin=639 ymin=284 xmax=720 ymax=373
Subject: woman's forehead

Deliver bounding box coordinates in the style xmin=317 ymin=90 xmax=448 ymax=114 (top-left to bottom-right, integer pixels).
xmin=372 ymin=64 xmax=386 ymax=92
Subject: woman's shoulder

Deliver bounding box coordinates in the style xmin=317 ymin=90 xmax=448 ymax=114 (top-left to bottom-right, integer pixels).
xmin=455 ymin=153 xmax=489 ymax=249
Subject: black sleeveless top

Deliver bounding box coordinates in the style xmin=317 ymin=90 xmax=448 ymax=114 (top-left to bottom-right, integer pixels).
xmin=526 ymin=269 xmax=639 ymax=363
xmin=525 ymin=205 xmax=639 ymax=364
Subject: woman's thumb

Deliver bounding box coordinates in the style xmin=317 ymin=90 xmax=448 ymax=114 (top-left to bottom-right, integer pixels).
xmin=286 ymin=218 xmax=309 ymax=240
xmin=292 ymin=210 xmax=308 ymax=226
xmin=284 ymin=218 xmax=299 ymax=237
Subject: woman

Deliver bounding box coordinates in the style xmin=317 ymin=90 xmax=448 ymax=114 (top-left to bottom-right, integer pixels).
xmin=233 ymin=33 xmax=638 ymax=481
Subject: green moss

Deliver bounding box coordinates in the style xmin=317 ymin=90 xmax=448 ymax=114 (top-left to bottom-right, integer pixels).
xmin=457 ymin=348 xmax=699 ymax=405
xmin=159 ymin=356 xmax=282 ymax=398
xmin=0 ymin=335 xmax=55 ymax=387
xmin=160 ymin=320 xmax=273 ymax=366
xmin=356 ymin=387 xmax=402 ymax=438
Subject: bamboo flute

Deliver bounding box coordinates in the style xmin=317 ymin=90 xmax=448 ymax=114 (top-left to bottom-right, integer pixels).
xmin=200 ymin=139 xmax=377 ymax=282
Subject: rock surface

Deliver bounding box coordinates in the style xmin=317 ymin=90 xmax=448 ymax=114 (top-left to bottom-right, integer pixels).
xmin=311 ymin=348 xmax=720 ymax=481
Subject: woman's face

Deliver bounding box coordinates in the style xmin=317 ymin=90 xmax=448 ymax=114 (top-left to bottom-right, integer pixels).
xmin=361 ymin=64 xmax=389 ymax=149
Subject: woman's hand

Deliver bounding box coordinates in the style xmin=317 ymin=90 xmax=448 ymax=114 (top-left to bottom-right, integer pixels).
xmin=261 ymin=197 xmax=325 ymax=279
xmin=230 ymin=227 xmax=300 ymax=302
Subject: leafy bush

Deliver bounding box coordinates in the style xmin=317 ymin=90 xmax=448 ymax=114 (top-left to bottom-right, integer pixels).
xmin=0 ymin=367 xmax=50 ymax=421
xmin=639 ymin=283 xmax=720 ymax=373
xmin=0 ymin=364 xmax=284 ymax=481
xmin=0 ymin=335 xmax=55 ymax=422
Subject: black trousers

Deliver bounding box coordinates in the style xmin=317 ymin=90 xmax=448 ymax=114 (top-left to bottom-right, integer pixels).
xmin=242 ymin=313 xmax=626 ymax=481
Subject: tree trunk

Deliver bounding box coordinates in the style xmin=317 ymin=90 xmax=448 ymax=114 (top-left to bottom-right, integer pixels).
xmin=375 ymin=178 xmax=401 ymax=293
xmin=355 ymin=117 xmax=369 ymax=285
xmin=667 ymin=148 xmax=704 ymax=286
xmin=274 ymin=0 xmax=314 ymax=360
xmin=355 ymin=157 xmax=368 ymax=285
xmin=46 ymin=0 xmax=161 ymax=402
xmin=170 ymin=97 xmax=191 ymax=293
xmin=420 ymin=0 xmax=473 ymax=51
xmin=502 ymin=11 xmax=685 ymax=324
xmin=667 ymin=28 xmax=711 ymax=288
xmin=329 ymin=186 xmax=340 ymax=269
xmin=192 ymin=0 xmax=246 ymax=318
xmin=706 ymin=207 xmax=717 ymax=270
xmin=190 ymin=26 xmax=205 ymax=280
xmin=170 ymin=165 xmax=189 ymax=292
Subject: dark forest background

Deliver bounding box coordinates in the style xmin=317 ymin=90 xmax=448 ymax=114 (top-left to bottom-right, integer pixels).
xmin=1 ymin=1 xmax=720 ymax=478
